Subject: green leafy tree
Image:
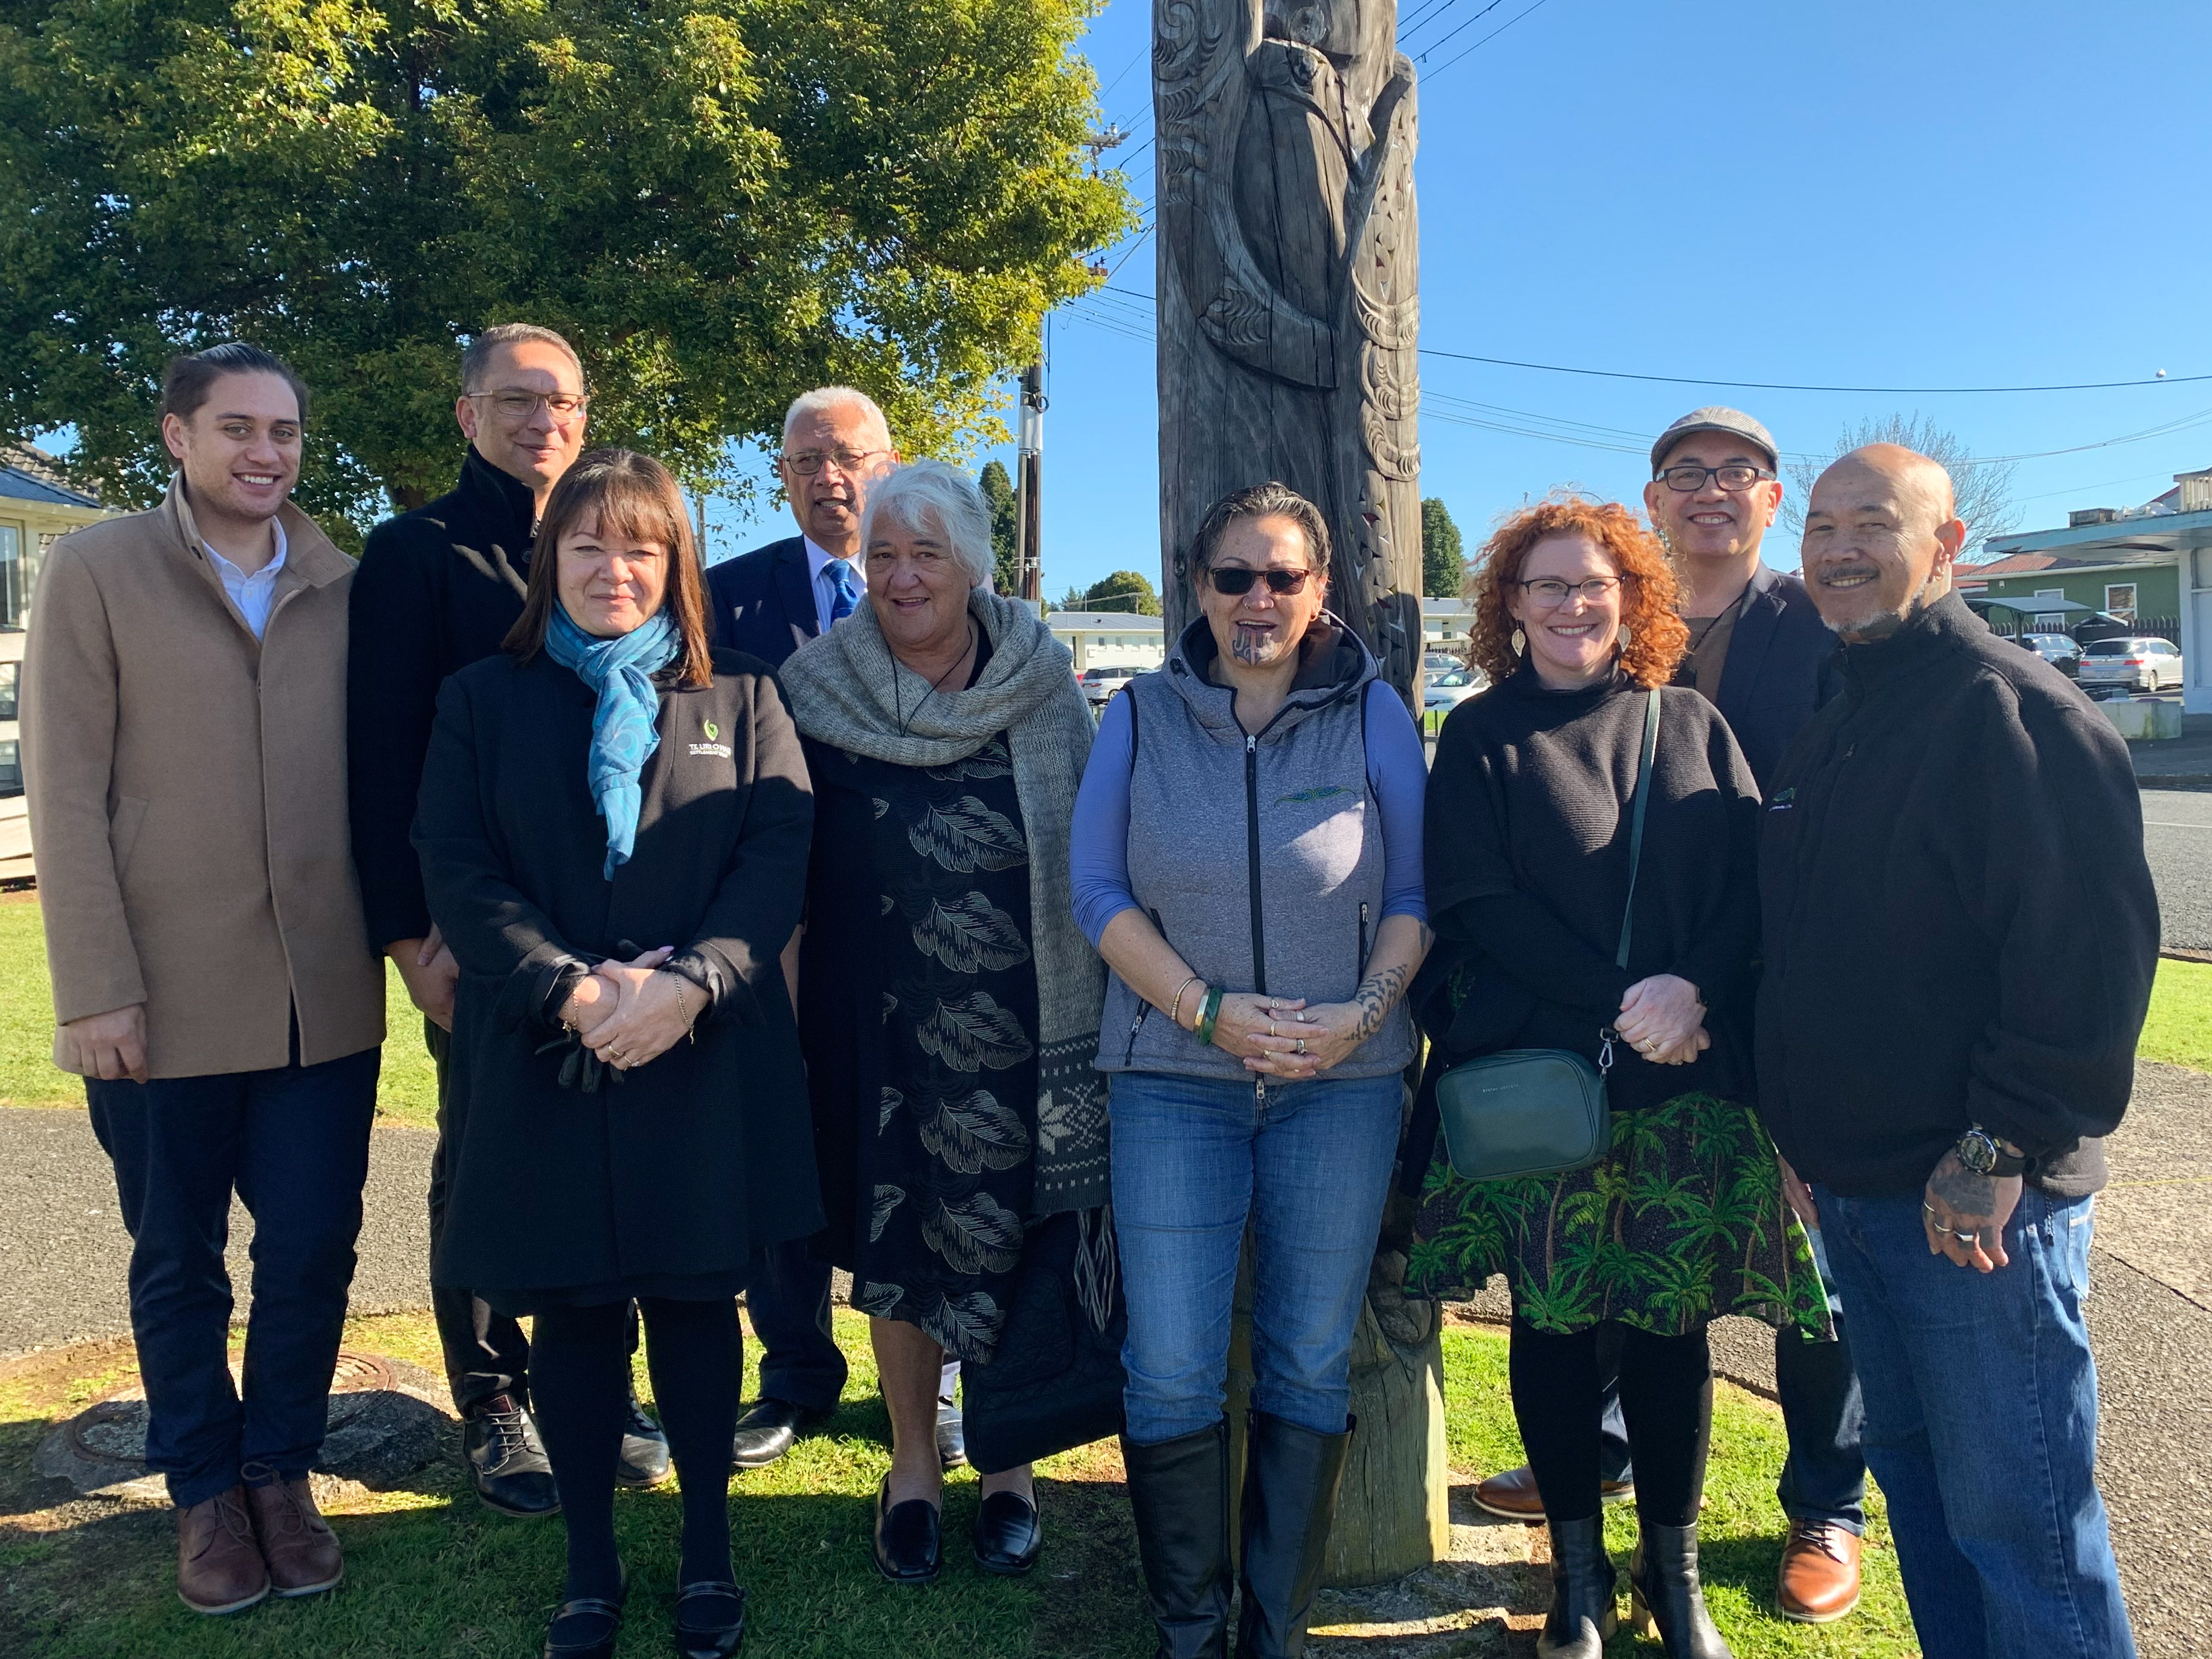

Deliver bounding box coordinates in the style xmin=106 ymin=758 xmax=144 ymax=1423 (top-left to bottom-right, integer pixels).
xmin=979 ymin=458 xmax=1020 ymax=595
xmin=1422 ymin=497 xmax=1466 ymax=598
xmin=1082 ymin=569 xmax=1161 ymax=615
xmin=0 ymin=0 xmax=1132 ymax=543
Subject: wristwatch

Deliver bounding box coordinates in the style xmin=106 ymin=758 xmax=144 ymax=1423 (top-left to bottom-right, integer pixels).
xmin=1955 ymin=1126 xmax=2028 ymax=1179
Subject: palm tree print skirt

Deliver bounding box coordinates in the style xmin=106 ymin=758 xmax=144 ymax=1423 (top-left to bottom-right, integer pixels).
xmin=1409 ymin=1091 xmax=1833 ymax=1341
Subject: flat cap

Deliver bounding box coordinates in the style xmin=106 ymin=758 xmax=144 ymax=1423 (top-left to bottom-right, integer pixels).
xmin=1650 ymin=407 xmax=1778 ymax=474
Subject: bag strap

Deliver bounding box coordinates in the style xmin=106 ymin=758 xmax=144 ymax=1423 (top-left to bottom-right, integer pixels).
xmin=1613 ymin=686 xmax=1662 ymax=970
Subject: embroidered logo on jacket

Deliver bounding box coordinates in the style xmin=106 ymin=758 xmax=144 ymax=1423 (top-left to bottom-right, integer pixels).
xmin=1275 ymin=784 xmax=1355 ymax=806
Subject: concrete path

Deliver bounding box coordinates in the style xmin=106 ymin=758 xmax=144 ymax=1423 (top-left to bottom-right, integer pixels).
xmin=3 ymin=1063 xmax=2207 ymax=1656
xmin=2141 ymin=787 xmax=2212 ymax=952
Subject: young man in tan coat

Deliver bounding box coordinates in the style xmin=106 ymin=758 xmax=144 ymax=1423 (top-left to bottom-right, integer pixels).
xmin=23 ymin=343 xmax=385 ymax=1616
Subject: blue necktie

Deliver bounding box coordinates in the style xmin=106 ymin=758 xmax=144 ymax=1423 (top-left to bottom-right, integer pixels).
xmin=827 ymin=559 xmax=859 ymax=628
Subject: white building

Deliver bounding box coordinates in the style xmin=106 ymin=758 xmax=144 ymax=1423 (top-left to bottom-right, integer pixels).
xmin=1048 ymin=610 xmax=1166 ymax=673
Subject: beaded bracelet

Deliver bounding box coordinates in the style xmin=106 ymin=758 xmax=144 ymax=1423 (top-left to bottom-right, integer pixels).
xmin=1167 ymin=974 xmax=1204 ymax=1028
xmin=1195 ymin=985 xmax=1225 ymax=1048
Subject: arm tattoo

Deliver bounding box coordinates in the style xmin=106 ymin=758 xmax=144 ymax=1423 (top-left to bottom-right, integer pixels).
xmin=1349 ymin=964 xmax=1410 ymax=1043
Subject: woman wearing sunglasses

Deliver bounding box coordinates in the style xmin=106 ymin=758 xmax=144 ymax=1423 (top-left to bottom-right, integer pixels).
xmin=1068 ymin=481 xmax=1430 ymax=1657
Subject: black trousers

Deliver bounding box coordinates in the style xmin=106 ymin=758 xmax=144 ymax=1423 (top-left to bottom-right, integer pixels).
xmin=743 ymin=1237 xmax=847 ymax=1414
xmin=425 ymin=1019 xmax=534 ymax=1414
xmin=88 ymin=1042 xmax=379 ymax=1507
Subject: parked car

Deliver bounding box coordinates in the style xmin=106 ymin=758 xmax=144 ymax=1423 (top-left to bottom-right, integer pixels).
xmin=1423 ymin=651 xmax=1464 ymax=675
xmin=2020 ymin=633 xmax=2083 ymax=675
xmin=2075 ymin=636 xmax=2185 ymax=694
xmin=1422 ymin=665 xmax=1487 ymax=717
xmin=1078 ymin=664 xmax=1142 ymax=708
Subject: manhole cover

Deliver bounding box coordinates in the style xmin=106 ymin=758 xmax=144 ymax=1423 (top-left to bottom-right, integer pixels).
xmin=63 ymin=1351 xmax=405 ymax=1469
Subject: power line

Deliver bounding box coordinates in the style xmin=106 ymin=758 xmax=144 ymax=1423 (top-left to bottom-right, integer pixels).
xmin=1426 ymin=0 xmax=1560 ymax=79
xmin=1417 ymin=344 xmax=2212 ymax=395
xmin=1411 ymin=0 xmax=1511 ymax=59
xmin=1398 ymin=0 xmax=1463 ymax=42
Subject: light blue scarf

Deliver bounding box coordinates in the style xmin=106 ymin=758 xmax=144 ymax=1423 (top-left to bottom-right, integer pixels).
xmin=544 ymin=605 xmax=682 ymax=879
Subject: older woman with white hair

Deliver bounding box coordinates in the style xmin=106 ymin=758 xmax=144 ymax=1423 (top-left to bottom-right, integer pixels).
xmin=778 ymin=460 xmax=1106 ymax=1587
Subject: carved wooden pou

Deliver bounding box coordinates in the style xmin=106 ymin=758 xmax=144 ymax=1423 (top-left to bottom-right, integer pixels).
xmin=1154 ymin=0 xmax=1423 ymax=697
xmin=1152 ymin=0 xmax=1446 ymax=1589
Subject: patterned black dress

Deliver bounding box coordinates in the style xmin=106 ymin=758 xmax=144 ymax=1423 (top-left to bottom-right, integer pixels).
xmin=797 ymin=729 xmax=1041 ymax=1364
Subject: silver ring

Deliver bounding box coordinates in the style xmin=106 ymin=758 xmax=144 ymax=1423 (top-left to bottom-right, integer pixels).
xmin=1932 ymin=1223 xmax=1954 ymax=1235
xmin=1297 ymin=1037 xmax=1308 ymax=1055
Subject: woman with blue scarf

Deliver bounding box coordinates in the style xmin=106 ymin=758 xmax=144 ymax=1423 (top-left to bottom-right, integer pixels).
xmin=415 ymin=448 xmax=816 ymax=1659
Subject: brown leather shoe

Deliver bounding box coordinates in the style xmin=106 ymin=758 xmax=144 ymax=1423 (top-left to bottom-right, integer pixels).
xmin=1776 ymin=1519 xmax=1861 ymax=1623
xmin=247 ymin=1477 xmax=344 ymax=1596
xmin=1470 ymin=1463 xmax=1634 ymax=1522
xmin=177 ymin=1487 xmax=271 ymax=1615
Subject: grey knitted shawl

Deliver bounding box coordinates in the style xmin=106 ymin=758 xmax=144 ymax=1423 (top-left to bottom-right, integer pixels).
xmin=779 ymin=588 xmax=1112 ymax=1225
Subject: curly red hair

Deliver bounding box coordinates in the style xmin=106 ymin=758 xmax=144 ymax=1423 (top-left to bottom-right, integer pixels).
xmin=1465 ymin=495 xmax=1689 ymax=689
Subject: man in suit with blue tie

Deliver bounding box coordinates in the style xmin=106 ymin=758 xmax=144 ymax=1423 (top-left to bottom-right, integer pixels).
xmin=710 ymin=386 xmax=966 ymax=1471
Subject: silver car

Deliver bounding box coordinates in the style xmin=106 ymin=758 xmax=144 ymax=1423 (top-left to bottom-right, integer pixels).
xmin=2076 ymin=636 xmax=2184 ymax=694
xmin=1078 ymin=665 xmax=1141 ymax=708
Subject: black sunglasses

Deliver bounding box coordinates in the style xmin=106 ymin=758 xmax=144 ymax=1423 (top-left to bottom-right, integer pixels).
xmin=1209 ymin=565 xmax=1314 ymax=596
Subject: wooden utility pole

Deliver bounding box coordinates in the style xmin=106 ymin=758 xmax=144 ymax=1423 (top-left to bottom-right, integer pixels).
xmin=1153 ymin=0 xmax=1442 ymax=1587
xmin=1014 ymin=353 xmax=1045 ymax=604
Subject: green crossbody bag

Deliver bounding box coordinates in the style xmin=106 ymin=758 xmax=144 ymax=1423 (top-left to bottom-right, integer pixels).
xmin=1435 ymin=686 xmax=1660 ymax=1183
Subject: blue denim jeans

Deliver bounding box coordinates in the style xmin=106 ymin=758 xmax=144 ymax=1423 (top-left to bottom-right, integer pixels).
xmin=87 ymin=1045 xmax=380 ymax=1507
xmin=1816 ymin=1183 xmax=2135 ymax=1659
xmin=1111 ymin=1069 xmax=1402 ymax=1446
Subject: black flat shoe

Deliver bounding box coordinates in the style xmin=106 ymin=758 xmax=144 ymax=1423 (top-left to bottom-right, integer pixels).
xmin=543 ymin=1568 xmax=628 ymax=1659
xmin=871 ymin=1476 xmax=941 ymax=1585
xmin=672 ymin=1580 xmax=747 ymax=1657
xmin=617 ymin=1395 xmax=673 ymax=1489
xmin=972 ymin=1489 xmax=1042 ymax=1577
xmin=731 ymin=1397 xmax=828 ymax=1471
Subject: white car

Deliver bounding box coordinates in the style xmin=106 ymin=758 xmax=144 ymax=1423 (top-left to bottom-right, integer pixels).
xmin=1078 ymin=665 xmax=1141 ymax=708
xmin=2076 ymin=636 xmax=2184 ymax=694
xmin=1422 ymin=665 xmax=1487 ymax=715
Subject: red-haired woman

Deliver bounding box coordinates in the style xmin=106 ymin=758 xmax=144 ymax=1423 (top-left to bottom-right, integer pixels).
xmin=1409 ymin=497 xmax=1829 ymax=1659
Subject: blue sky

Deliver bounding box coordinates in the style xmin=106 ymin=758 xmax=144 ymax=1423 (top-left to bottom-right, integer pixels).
xmin=717 ymin=0 xmax=2212 ymax=590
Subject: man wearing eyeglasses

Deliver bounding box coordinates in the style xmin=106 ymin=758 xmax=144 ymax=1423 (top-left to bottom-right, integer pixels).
xmin=704 ymin=386 xmax=920 ymax=1472
xmin=347 ymin=323 xmax=674 ymax=1518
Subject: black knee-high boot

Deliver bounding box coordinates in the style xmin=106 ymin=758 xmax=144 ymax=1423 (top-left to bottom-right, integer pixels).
xmin=1121 ymin=1420 xmax=1233 ymax=1659
xmin=1630 ymin=1522 xmax=1731 ymax=1659
xmin=1234 ymin=1412 xmax=1351 ymax=1659
xmin=1535 ymin=1515 xmax=1617 ymax=1659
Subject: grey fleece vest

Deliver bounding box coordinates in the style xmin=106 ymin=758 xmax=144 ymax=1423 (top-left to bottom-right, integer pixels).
xmin=1095 ymin=623 xmax=1416 ymax=1083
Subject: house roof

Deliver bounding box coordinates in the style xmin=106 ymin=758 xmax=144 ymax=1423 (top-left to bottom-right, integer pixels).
xmin=0 ymin=443 xmax=102 ymax=509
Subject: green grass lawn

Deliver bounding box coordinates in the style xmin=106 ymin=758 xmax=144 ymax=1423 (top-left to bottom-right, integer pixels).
xmin=0 ymin=1312 xmax=1919 ymax=1658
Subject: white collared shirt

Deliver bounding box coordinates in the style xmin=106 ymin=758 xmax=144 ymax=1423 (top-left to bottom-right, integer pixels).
xmin=204 ymin=519 xmax=290 ymax=640
xmin=804 ymin=536 xmax=866 ymax=637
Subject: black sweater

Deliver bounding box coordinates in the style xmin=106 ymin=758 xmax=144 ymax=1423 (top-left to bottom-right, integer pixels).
xmin=1420 ymin=666 xmax=1764 ymax=1115
xmin=1755 ymin=593 xmax=2158 ymax=1197
xmin=347 ymin=449 xmax=537 ymax=952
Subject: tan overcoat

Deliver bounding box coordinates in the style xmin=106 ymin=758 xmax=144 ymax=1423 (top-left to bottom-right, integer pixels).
xmin=22 ymin=478 xmax=385 ymax=1078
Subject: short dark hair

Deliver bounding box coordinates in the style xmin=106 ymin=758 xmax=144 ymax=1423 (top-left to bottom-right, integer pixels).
xmin=158 ymin=343 xmax=310 ymax=427
xmin=1178 ymin=480 xmax=1332 ymax=588
xmin=504 ymin=448 xmax=714 ymax=689
xmin=462 ymin=324 xmax=584 ymax=395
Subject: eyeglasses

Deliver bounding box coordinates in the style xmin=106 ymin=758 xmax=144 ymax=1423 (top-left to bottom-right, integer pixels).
xmin=467 ymin=389 xmax=590 ymax=422
xmin=1656 ymin=463 xmax=1774 ymax=494
xmin=1208 ymin=565 xmax=1314 ymax=597
xmin=1517 ymin=576 xmax=1625 ymax=608
xmin=784 ymin=448 xmax=886 ymax=477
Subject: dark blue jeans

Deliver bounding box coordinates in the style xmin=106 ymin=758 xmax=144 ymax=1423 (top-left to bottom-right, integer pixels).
xmin=1816 ymin=1183 xmax=2134 ymax=1659
xmin=88 ymin=1044 xmax=379 ymax=1508
xmin=744 ymin=1237 xmax=847 ymax=1414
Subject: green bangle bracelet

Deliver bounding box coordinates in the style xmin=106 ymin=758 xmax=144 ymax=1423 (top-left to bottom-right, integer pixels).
xmin=1195 ymin=985 xmax=1224 ymax=1048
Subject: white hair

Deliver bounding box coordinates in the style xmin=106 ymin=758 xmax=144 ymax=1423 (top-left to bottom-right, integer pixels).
xmin=862 ymin=460 xmax=995 ymax=590
xmin=782 ymin=385 xmax=891 ymax=448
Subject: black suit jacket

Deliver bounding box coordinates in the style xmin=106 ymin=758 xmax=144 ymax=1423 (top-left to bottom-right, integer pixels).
xmin=1686 ymin=565 xmax=1842 ymax=796
xmin=706 ymin=535 xmax=819 ymax=667
xmin=348 ymin=447 xmax=537 ymax=952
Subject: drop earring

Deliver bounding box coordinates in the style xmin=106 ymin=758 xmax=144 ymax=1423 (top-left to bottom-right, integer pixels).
xmin=1511 ymin=626 xmax=1526 ymax=655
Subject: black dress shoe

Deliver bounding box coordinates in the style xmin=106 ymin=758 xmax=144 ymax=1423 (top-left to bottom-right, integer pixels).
xmin=466 ymin=1394 xmax=561 ymax=1518
xmin=871 ymin=1476 xmax=941 ymax=1585
xmin=972 ymin=1489 xmax=1042 ymax=1576
xmin=935 ymin=1393 xmax=967 ymax=1470
xmin=616 ymin=1394 xmax=672 ymax=1489
xmin=672 ymin=1580 xmax=747 ymax=1657
xmin=731 ymin=1397 xmax=826 ymax=1471
xmin=543 ymin=1569 xmax=627 ymax=1658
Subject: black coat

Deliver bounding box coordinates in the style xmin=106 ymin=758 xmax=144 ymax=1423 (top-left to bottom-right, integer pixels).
xmin=1678 ymin=565 xmax=1842 ymax=797
xmin=349 ymin=448 xmax=538 ymax=952
xmin=1755 ymin=593 xmax=2158 ymax=1199
xmin=414 ymin=646 xmax=820 ymax=1297
xmin=706 ymin=535 xmax=817 ymax=667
